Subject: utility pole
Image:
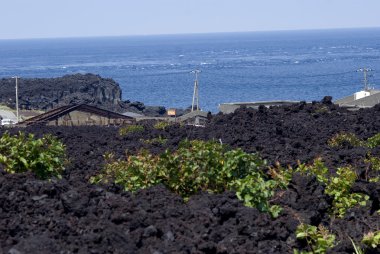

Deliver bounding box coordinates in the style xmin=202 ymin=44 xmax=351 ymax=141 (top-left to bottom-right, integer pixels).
xmin=357 ymin=68 xmax=374 ymax=91
xmin=12 ymin=76 xmax=19 ymax=122
xmin=191 ymin=70 xmax=201 ymax=111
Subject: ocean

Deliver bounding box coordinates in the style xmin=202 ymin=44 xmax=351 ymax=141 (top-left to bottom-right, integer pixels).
xmin=0 ymin=28 xmax=380 ymax=112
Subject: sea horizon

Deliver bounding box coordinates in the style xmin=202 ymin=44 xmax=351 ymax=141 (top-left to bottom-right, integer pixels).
xmin=1 ymin=27 xmax=380 ymax=112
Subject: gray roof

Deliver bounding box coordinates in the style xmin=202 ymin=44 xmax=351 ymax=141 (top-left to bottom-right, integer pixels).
xmin=122 ymin=112 xmax=145 ymax=118
xmin=0 ymin=110 xmax=17 ymax=121
xmin=335 ymin=90 xmax=380 ymax=107
xmin=219 ymin=100 xmax=300 ymax=114
xmin=178 ymin=110 xmax=208 ymax=121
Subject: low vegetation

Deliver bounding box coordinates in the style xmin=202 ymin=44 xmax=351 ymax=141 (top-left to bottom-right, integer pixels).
xmin=119 ymin=125 xmax=145 ymax=136
xmin=91 ymin=140 xmax=289 ymax=217
xmin=362 ymin=231 xmax=380 ymax=249
xmin=153 ymin=121 xmax=171 ymax=130
xmin=297 ymin=158 xmax=369 ymax=218
xmin=294 ymin=223 xmax=336 ymax=254
xmin=140 ymin=136 xmax=168 ymax=145
xmin=328 ymin=132 xmax=380 ymax=149
xmin=0 ymin=131 xmax=66 ymax=179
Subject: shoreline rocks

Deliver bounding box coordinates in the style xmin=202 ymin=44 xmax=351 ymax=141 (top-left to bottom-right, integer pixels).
xmin=0 ymin=73 xmax=168 ymax=117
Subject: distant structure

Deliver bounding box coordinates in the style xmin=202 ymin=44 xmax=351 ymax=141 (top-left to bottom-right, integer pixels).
xmin=219 ymin=101 xmax=300 ymax=114
xmin=335 ymin=68 xmax=380 ymax=108
xmin=179 ymin=110 xmax=208 ymax=127
xmin=20 ymin=104 xmax=134 ymax=126
xmin=191 ymin=70 xmax=201 ymax=111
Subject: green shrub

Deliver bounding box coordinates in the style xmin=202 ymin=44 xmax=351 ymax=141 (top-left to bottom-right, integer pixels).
xmin=324 ymin=167 xmax=369 ymax=217
xmin=91 ymin=140 xmax=289 ymax=217
xmin=297 ymin=159 xmax=368 ymax=218
xmin=140 ymin=136 xmax=167 ymax=145
xmin=0 ymin=131 xmax=65 ymax=179
xmin=297 ymin=158 xmax=329 ymax=184
xmin=362 ymin=231 xmax=380 ymax=249
xmin=119 ymin=125 xmax=145 ymax=136
xmin=328 ymin=133 xmax=364 ymax=148
xmin=364 ymin=154 xmax=380 ymax=182
xmin=328 ymin=132 xmax=380 ymax=149
xmin=366 ymin=134 xmax=380 ymax=149
xmin=295 ymin=223 xmax=336 ymax=254
xmin=153 ymin=121 xmax=170 ymax=130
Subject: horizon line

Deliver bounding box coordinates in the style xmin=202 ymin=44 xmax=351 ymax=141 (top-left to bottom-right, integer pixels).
xmin=1 ymin=26 xmax=380 ymax=41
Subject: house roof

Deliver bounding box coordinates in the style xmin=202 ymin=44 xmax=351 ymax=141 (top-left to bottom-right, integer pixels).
xmin=0 ymin=110 xmax=17 ymax=122
xmin=335 ymin=90 xmax=380 ymax=108
xmin=178 ymin=110 xmax=209 ymax=121
xmin=20 ymin=104 xmax=133 ymax=126
xmin=122 ymin=111 xmax=145 ymax=118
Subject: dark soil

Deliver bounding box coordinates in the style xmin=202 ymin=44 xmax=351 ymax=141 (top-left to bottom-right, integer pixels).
xmin=1 ymin=100 xmax=380 ymax=253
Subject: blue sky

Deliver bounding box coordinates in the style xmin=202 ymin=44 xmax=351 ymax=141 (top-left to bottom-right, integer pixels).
xmin=1 ymin=0 xmax=380 ymax=39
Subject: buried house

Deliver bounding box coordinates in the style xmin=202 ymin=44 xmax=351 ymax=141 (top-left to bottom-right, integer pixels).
xmin=20 ymin=104 xmax=134 ymax=126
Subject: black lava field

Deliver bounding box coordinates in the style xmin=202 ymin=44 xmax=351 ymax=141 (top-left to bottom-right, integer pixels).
xmin=1 ymin=99 xmax=380 ymax=254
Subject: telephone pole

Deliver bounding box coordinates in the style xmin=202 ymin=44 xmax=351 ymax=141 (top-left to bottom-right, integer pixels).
xmin=191 ymin=70 xmax=201 ymax=111
xmin=357 ymin=68 xmax=374 ymax=91
xmin=12 ymin=76 xmax=19 ymax=122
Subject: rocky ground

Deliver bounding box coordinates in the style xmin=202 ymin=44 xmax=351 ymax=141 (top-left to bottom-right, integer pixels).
xmin=1 ymin=99 xmax=380 ymax=253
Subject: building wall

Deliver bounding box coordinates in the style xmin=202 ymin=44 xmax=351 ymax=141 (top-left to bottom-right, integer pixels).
xmin=46 ymin=110 xmax=132 ymax=126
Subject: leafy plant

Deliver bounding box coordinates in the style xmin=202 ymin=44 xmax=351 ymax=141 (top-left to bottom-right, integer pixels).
xmin=324 ymin=166 xmax=369 ymax=218
xmin=0 ymin=131 xmax=66 ymax=179
xmin=328 ymin=132 xmax=380 ymax=149
xmin=140 ymin=136 xmax=167 ymax=145
xmin=294 ymin=223 xmax=336 ymax=254
xmin=296 ymin=159 xmax=368 ymax=218
xmin=366 ymin=134 xmax=380 ymax=149
xmin=91 ymin=140 xmax=289 ymax=217
xmin=362 ymin=231 xmax=380 ymax=249
xmin=328 ymin=133 xmax=364 ymax=148
xmin=297 ymin=158 xmax=329 ymax=184
xmin=364 ymin=154 xmax=380 ymax=182
xmin=119 ymin=125 xmax=145 ymax=136
xmin=153 ymin=121 xmax=170 ymax=130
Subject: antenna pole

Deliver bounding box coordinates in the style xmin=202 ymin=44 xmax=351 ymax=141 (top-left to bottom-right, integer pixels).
xmin=191 ymin=70 xmax=201 ymax=111
xmin=358 ymin=68 xmax=373 ymax=91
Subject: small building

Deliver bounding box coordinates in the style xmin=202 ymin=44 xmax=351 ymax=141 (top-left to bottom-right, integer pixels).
xmin=0 ymin=110 xmax=18 ymax=125
xmin=219 ymin=101 xmax=300 ymax=114
xmin=167 ymin=108 xmax=177 ymax=117
xmin=20 ymin=104 xmax=134 ymax=126
xmin=178 ymin=110 xmax=209 ymax=127
xmin=335 ymin=89 xmax=380 ymax=109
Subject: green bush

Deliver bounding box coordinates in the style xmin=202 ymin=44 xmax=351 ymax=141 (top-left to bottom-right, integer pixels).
xmin=297 ymin=159 xmax=368 ymax=218
xmin=295 ymin=223 xmax=336 ymax=254
xmin=328 ymin=132 xmax=380 ymax=149
xmin=328 ymin=133 xmax=364 ymax=148
xmin=0 ymin=131 xmax=65 ymax=179
xmin=366 ymin=134 xmax=380 ymax=149
xmin=91 ymin=140 xmax=289 ymax=217
xmin=324 ymin=167 xmax=369 ymax=217
xmin=362 ymin=231 xmax=380 ymax=249
xmin=153 ymin=121 xmax=170 ymax=130
xmin=140 ymin=136 xmax=167 ymax=145
xmin=119 ymin=125 xmax=145 ymax=136
xmin=364 ymin=154 xmax=380 ymax=182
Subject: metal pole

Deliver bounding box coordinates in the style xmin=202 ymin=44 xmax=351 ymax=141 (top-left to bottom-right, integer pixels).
xmin=15 ymin=77 xmax=19 ymax=122
xmin=192 ymin=78 xmax=197 ymax=111
xmin=191 ymin=70 xmax=200 ymax=111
